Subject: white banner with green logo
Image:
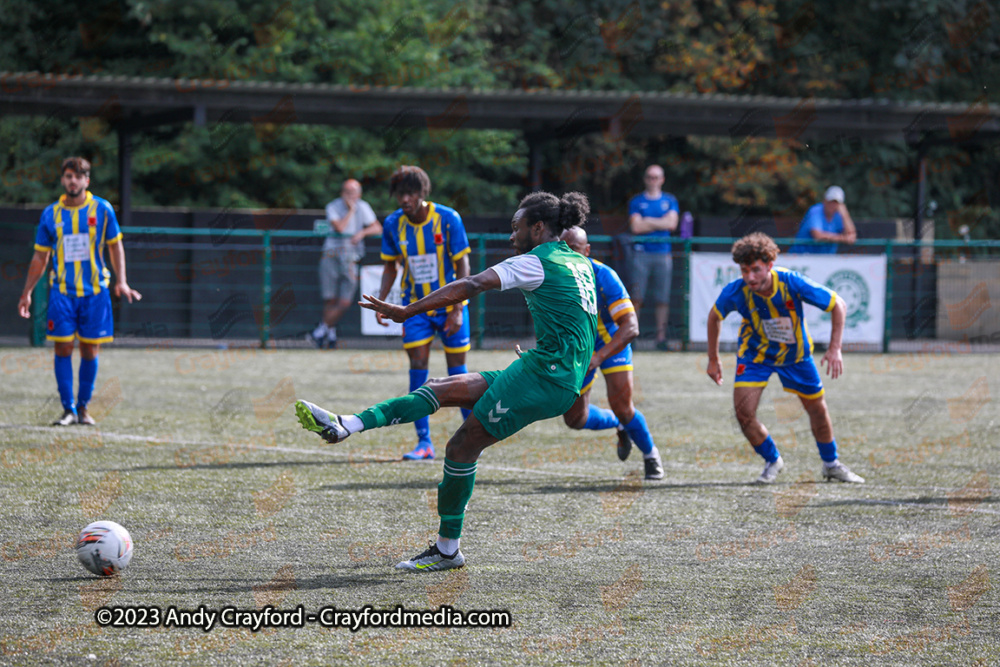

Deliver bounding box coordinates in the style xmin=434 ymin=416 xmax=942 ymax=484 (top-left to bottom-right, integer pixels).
xmin=689 ymin=253 xmax=887 ymax=345
xmin=360 ymin=264 xmax=404 ymax=336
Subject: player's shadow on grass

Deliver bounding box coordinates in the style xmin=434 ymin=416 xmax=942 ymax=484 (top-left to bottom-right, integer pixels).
xmin=318 ymin=478 xmax=523 ymax=492
xmin=526 ymin=480 xmax=749 ymax=494
xmin=124 ymin=459 xmax=373 ymax=472
xmin=116 ymin=575 xmax=387 ymax=594
xmin=814 ymin=495 xmax=998 ymax=509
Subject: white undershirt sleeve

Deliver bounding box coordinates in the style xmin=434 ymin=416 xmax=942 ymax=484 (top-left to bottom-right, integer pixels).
xmin=489 ymin=254 xmax=545 ymax=291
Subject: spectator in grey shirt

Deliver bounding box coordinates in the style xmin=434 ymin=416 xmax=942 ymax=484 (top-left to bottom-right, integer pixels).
xmin=308 ymin=179 xmax=382 ymax=348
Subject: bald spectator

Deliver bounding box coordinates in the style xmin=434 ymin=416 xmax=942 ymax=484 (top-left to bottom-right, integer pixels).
xmin=309 ymin=179 xmax=382 ymax=348
xmin=629 ymin=164 xmax=679 ymax=351
xmin=789 ymin=186 xmax=857 ymax=254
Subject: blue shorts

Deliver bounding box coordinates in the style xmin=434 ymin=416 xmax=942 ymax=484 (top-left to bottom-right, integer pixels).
xmin=580 ymin=344 xmax=633 ymax=394
xmin=733 ymin=357 xmax=824 ymax=399
xmin=47 ymin=288 xmax=114 ymax=344
xmin=402 ymin=306 xmax=471 ymax=353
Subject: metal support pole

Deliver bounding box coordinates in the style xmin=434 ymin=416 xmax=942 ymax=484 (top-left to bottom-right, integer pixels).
xmin=475 ymin=235 xmax=487 ymax=349
xmin=261 ymin=230 xmax=272 ymax=348
xmin=910 ymin=143 xmax=927 ymax=337
xmin=117 ymin=127 xmax=132 ymax=227
xmin=682 ymin=239 xmax=692 ymax=351
xmin=883 ymin=240 xmax=893 ymax=353
xmin=528 ymin=134 xmax=543 ymax=192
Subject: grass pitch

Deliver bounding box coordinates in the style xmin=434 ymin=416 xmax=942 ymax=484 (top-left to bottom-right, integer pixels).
xmin=0 ymin=346 xmax=997 ymax=665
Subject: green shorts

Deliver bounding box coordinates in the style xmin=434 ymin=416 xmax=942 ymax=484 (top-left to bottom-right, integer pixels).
xmin=473 ymin=358 xmax=579 ymax=441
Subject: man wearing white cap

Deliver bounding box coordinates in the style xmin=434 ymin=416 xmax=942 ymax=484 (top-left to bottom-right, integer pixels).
xmin=789 ymin=186 xmax=857 ymax=254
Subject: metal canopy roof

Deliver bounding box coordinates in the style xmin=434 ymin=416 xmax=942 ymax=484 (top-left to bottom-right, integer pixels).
xmin=2 ymin=71 xmax=993 ymax=235
xmin=2 ymin=71 xmax=998 ymax=142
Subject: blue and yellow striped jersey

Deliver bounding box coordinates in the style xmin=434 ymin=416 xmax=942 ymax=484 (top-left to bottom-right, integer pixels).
xmin=380 ymin=202 xmax=470 ymax=315
xmin=713 ymin=267 xmax=838 ymax=366
xmin=591 ymin=258 xmax=635 ymax=351
xmin=34 ymin=191 xmax=122 ymax=297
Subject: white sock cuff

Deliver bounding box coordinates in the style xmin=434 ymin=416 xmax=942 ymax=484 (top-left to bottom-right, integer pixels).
xmin=341 ymin=414 xmax=364 ymax=434
xmin=436 ymin=537 xmax=460 ymax=556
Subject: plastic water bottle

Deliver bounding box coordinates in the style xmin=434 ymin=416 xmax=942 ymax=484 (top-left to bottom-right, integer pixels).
xmin=680 ymin=211 xmax=694 ymax=239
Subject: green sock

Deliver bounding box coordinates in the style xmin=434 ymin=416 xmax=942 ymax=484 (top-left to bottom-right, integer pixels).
xmin=356 ymin=385 xmax=439 ymax=430
xmin=438 ymin=458 xmax=477 ymax=539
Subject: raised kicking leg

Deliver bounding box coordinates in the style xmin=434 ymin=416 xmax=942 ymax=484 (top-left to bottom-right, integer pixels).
xmin=295 ymin=372 xmax=486 ymax=443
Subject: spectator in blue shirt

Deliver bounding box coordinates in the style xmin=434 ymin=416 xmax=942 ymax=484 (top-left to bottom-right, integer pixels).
xmin=628 ymin=165 xmax=678 ymax=351
xmin=789 ymin=186 xmax=857 ymax=254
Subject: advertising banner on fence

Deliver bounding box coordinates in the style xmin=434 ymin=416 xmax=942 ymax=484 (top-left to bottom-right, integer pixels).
xmin=360 ymin=264 xmax=403 ymax=336
xmin=689 ymin=253 xmax=887 ymax=345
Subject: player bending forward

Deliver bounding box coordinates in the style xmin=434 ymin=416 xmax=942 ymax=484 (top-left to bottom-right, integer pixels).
xmin=706 ymin=232 xmax=864 ymax=485
xmin=296 ymin=192 xmax=598 ymax=572
xmin=558 ymin=226 xmax=663 ymax=480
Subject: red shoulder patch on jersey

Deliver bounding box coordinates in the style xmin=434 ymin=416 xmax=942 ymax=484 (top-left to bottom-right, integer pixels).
xmin=785 ymin=300 xmax=795 ymax=310
xmin=88 ymin=216 xmax=97 ymax=227
xmin=434 ymin=233 xmax=443 ymax=245
xmin=736 ymin=363 xmax=746 ymax=375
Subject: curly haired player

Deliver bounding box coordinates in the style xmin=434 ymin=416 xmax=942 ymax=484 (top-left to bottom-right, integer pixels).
xmin=706 ymin=232 xmax=864 ymax=484
xmin=376 ymin=165 xmax=471 ymax=461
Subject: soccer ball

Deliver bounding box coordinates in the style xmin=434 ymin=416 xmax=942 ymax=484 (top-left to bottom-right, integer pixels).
xmin=76 ymin=521 xmax=133 ymax=576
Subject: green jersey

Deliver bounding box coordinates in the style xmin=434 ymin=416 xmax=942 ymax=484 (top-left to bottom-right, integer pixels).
xmin=490 ymin=240 xmax=598 ymax=392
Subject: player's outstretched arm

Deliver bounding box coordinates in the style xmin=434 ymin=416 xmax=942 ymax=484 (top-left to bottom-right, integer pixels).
xmin=821 ymin=298 xmax=847 ymax=379
xmin=443 ymin=255 xmax=473 ymax=335
xmin=706 ymin=310 xmax=724 ymax=385
xmin=361 ymin=268 xmax=502 ymax=324
xmin=17 ymin=249 xmax=50 ymax=318
xmin=374 ymin=260 xmax=399 ymax=326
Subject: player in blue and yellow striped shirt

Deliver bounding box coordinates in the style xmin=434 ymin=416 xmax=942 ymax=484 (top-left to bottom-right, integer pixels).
xmin=706 ymin=232 xmax=864 ymax=485
xmin=558 ymin=227 xmax=663 ymax=480
xmin=17 ymin=157 xmax=142 ymax=426
xmin=376 ymin=166 xmax=471 ymax=460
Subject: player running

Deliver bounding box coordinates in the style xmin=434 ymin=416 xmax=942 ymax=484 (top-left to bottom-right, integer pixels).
xmin=706 ymin=232 xmax=864 ymax=485
xmin=296 ymin=191 xmax=598 ymax=572
xmin=16 ymin=157 xmax=142 ymax=426
xmin=558 ymin=226 xmax=663 ymax=480
xmin=377 ymin=166 xmax=471 ymax=461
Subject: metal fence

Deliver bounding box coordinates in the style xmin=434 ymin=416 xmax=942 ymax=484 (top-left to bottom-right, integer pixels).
xmin=2 ymin=222 xmax=999 ymax=351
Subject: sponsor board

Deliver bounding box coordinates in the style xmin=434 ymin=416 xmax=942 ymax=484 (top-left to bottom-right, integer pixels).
xmin=689 ymin=253 xmax=887 ymax=345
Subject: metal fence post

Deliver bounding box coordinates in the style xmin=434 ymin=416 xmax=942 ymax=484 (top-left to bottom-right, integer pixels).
xmin=883 ymin=240 xmax=893 ymax=353
xmin=682 ymin=239 xmax=692 ymax=351
xmin=475 ymin=234 xmax=487 ymax=350
xmin=261 ymin=230 xmax=272 ymax=348
xmin=31 ymin=279 xmax=47 ymax=346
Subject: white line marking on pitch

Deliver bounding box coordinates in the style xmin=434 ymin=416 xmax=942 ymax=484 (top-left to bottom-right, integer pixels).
xmin=12 ymin=425 xmax=996 ymax=495
xmin=0 ymin=424 xmax=617 ymax=480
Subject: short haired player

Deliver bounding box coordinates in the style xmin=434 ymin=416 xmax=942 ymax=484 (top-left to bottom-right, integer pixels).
xmin=295 ymin=192 xmax=598 ymax=572
xmin=16 ymin=157 xmax=142 ymax=425
xmin=377 ymin=166 xmax=471 ymax=460
xmin=706 ymin=232 xmax=864 ymax=484
xmin=558 ymin=226 xmax=663 ymax=480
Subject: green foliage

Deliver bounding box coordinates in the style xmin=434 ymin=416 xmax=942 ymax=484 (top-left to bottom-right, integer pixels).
xmin=0 ymin=0 xmax=995 ymax=235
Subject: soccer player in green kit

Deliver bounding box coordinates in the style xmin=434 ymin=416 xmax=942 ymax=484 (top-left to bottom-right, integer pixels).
xmin=295 ymin=192 xmax=598 ymax=572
